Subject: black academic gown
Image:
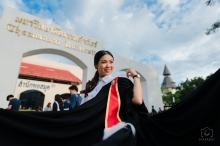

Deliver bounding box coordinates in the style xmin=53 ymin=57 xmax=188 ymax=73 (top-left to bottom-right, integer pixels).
xmin=0 ymin=69 xmax=220 ymax=146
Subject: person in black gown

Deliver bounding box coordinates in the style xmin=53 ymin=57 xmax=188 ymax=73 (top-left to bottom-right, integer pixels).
xmin=0 ymin=50 xmax=220 ymax=146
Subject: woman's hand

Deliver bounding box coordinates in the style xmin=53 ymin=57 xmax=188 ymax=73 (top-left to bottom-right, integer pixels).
xmin=125 ymin=68 xmax=143 ymax=105
xmin=126 ymin=68 xmax=137 ymax=78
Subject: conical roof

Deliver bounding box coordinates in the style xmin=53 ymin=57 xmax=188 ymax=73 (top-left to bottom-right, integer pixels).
xmin=161 ymin=76 xmax=176 ymax=88
xmin=163 ymin=65 xmax=171 ymax=76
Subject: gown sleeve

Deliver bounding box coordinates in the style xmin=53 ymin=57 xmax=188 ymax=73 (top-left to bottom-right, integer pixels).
xmin=117 ymin=77 xmax=149 ymax=145
xmin=117 ymin=77 xmax=148 ymax=119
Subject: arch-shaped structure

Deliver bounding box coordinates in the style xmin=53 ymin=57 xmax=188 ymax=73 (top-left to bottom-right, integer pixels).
xmin=0 ymin=7 xmax=163 ymax=110
xmin=113 ymin=55 xmax=163 ymax=108
xmin=22 ymin=48 xmax=89 ymax=91
xmin=115 ymin=68 xmax=147 ymax=82
xmin=23 ymin=48 xmax=87 ymax=69
xmin=113 ymin=68 xmax=148 ymax=104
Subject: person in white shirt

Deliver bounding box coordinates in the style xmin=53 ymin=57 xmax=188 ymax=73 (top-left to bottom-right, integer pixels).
xmin=44 ymin=102 xmax=52 ymax=111
xmin=52 ymin=94 xmax=63 ymax=111
xmin=80 ymin=74 xmax=114 ymax=104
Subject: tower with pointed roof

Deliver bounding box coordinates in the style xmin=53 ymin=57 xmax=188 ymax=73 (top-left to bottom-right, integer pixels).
xmin=161 ymin=65 xmax=176 ymax=89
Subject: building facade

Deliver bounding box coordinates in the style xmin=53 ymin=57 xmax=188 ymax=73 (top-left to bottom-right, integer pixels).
xmin=0 ymin=7 xmax=163 ymax=110
xmin=161 ymin=65 xmax=177 ymax=94
xmin=14 ymin=57 xmax=82 ymax=110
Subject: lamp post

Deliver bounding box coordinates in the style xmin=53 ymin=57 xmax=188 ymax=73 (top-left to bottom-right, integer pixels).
xmin=181 ymin=85 xmax=184 ymax=90
xmin=193 ymin=84 xmax=196 ymax=90
xmin=172 ymin=96 xmax=175 ymax=105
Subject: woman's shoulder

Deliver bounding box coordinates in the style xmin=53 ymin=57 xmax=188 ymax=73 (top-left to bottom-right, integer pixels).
xmin=116 ymin=77 xmax=134 ymax=101
xmin=117 ymin=77 xmax=133 ymax=88
xmin=117 ymin=76 xmax=132 ymax=83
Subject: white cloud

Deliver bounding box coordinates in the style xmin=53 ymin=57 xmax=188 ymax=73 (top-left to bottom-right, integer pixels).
xmin=0 ymin=0 xmax=23 ymax=9
xmin=65 ymin=19 xmax=74 ymax=29
xmin=33 ymin=54 xmax=77 ymax=66
xmin=46 ymin=18 xmax=53 ymax=25
xmin=0 ymin=0 xmax=219 ymax=86
xmin=0 ymin=0 xmax=25 ymax=16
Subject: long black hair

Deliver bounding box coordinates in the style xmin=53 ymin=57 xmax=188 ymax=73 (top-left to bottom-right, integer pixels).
xmin=80 ymin=50 xmax=114 ymax=97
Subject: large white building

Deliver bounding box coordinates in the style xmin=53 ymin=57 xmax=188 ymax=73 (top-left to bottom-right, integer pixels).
xmin=0 ymin=7 xmax=163 ymax=110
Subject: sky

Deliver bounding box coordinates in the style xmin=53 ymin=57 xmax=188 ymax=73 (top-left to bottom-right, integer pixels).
xmin=0 ymin=0 xmax=220 ymax=86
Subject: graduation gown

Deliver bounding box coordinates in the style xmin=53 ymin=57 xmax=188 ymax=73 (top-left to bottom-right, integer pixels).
xmin=0 ymin=69 xmax=220 ymax=146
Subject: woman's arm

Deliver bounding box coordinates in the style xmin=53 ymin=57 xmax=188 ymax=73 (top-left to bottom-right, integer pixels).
xmin=126 ymin=68 xmax=143 ymax=105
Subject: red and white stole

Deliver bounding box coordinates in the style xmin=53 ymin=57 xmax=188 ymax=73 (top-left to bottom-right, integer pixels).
xmin=103 ymin=77 xmax=135 ymax=140
xmin=105 ymin=77 xmax=121 ymax=128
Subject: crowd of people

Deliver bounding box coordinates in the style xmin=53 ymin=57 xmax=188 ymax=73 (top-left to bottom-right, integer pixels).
xmin=5 ymin=84 xmax=83 ymax=112
xmin=150 ymin=105 xmax=165 ymax=115
xmin=51 ymin=85 xmax=82 ymax=111
xmin=5 ymin=85 xmax=168 ymax=114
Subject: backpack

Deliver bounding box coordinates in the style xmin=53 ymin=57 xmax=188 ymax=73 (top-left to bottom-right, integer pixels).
xmin=75 ymin=94 xmax=82 ymax=107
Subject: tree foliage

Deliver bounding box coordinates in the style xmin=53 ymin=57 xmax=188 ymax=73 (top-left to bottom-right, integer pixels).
xmin=162 ymin=87 xmax=181 ymax=106
xmin=162 ymin=74 xmax=213 ymax=106
xmin=206 ymin=22 xmax=220 ymax=35
xmin=206 ymin=0 xmax=219 ymax=6
xmin=206 ymin=0 xmax=220 ymax=34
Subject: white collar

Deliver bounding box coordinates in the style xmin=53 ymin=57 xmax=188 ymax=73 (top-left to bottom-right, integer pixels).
xmin=99 ymin=75 xmax=114 ymax=83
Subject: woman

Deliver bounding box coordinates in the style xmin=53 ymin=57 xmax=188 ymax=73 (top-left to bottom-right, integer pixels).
xmin=80 ymin=50 xmax=143 ymax=105
xmin=79 ymin=50 xmax=145 ymax=144
xmin=44 ymin=102 xmax=52 ymax=111
xmin=0 ymin=50 xmax=220 ymax=146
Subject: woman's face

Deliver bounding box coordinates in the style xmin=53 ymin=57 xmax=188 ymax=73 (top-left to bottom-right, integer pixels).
xmin=96 ymin=54 xmax=114 ymax=78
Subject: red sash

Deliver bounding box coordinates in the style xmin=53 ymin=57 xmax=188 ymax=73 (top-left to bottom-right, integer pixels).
xmin=105 ymin=77 xmax=122 ymax=128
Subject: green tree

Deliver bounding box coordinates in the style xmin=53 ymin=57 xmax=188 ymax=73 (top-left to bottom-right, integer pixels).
xmin=206 ymin=0 xmax=220 ymax=34
xmin=162 ymin=74 xmax=213 ymax=106
xmin=205 ymin=73 xmax=213 ymax=80
xmin=161 ymin=87 xmax=173 ymax=106
xmin=161 ymin=87 xmax=181 ymax=106
xmin=177 ymin=77 xmax=205 ymax=100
